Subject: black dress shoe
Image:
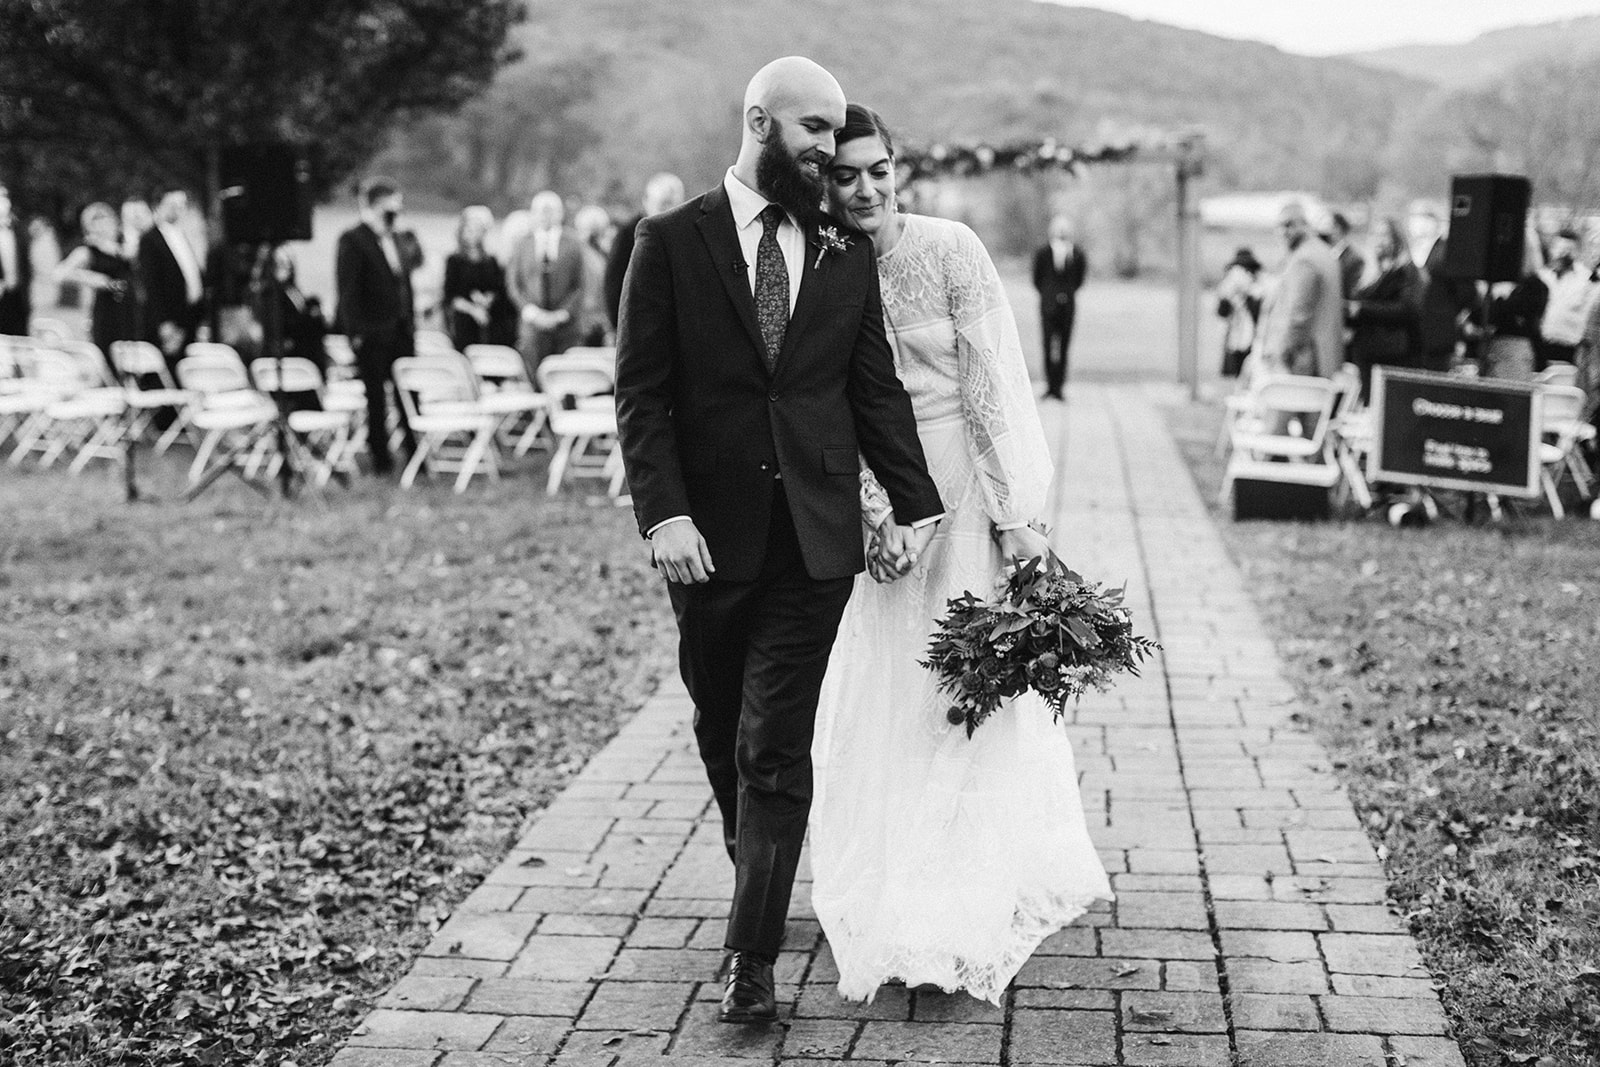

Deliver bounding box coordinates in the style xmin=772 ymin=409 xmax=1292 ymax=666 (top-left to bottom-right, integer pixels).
xmin=718 ymin=951 xmax=777 ymax=1024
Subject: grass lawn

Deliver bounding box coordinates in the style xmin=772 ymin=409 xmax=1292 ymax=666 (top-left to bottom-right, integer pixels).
xmin=0 ymin=457 xmax=675 ymax=1065
xmin=1165 ymin=400 xmax=1600 ymax=1066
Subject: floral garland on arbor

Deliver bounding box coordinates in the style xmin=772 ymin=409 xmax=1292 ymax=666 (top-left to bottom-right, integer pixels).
xmin=896 ymin=139 xmax=1145 ymax=183
xmin=895 ymin=133 xmax=1203 ymax=183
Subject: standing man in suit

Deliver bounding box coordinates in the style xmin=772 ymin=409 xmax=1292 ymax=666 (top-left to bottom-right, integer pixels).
xmin=336 ymin=178 xmax=416 ymax=476
xmin=0 ymin=182 xmax=31 ymax=336
xmin=1329 ymin=212 xmax=1365 ymax=300
xmin=604 ymin=171 xmax=685 ymax=331
xmin=1258 ymin=202 xmax=1344 ymax=378
xmin=615 ymin=56 xmax=943 ymax=1025
xmin=1031 ymin=214 xmax=1086 ymax=399
xmin=138 ymin=189 xmax=206 ymax=371
xmin=507 ymin=190 xmax=584 ymax=378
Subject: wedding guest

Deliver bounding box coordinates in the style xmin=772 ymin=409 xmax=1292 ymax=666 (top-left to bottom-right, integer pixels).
xmin=273 ymin=247 xmax=330 ymax=376
xmin=119 ymin=197 xmax=154 ymax=339
xmin=205 ymin=235 xmax=258 ymax=355
xmin=139 ymin=188 xmax=207 ymax=370
xmin=442 ymin=205 xmax=511 ymax=350
xmin=1258 ymin=201 xmax=1344 ymax=378
xmin=53 ymin=202 xmax=136 ymax=373
xmin=1475 ymin=228 xmax=1547 ymax=382
xmin=1214 ymin=246 xmax=1262 ymax=378
xmin=604 ymin=172 xmax=685 ymax=329
xmin=1411 ymin=208 xmax=1479 ymax=373
xmin=1329 ymin=212 xmax=1365 ymax=300
xmin=0 ymin=182 xmax=30 ymax=336
xmin=507 ymin=190 xmax=584 ymax=376
xmin=1346 ymin=219 xmax=1422 ymax=397
xmin=1537 ymin=228 xmax=1597 ymax=371
xmin=1031 ymin=214 xmax=1086 ymax=399
xmin=335 ymin=177 xmax=416 ymax=475
xmin=573 ymin=204 xmax=613 ymax=346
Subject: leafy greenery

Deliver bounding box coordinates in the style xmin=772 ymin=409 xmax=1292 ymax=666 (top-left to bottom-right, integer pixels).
xmin=0 ymin=0 xmax=523 ymax=221
xmin=922 ymin=553 xmax=1158 ymax=736
xmin=0 ymin=463 xmax=674 ymax=1065
xmin=1166 ymin=399 xmax=1600 ymax=1067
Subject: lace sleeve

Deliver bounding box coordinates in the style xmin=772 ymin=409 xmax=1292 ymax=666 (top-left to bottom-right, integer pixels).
xmin=859 ymin=458 xmax=893 ymax=530
xmin=945 ymin=223 xmax=1053 ymax=526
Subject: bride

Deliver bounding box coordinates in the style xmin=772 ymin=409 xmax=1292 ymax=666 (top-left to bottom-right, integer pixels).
xmin=810 ymin=104 xmax=1112 ymax=1005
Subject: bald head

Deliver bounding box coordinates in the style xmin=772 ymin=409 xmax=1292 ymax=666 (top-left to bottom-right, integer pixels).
xmin=643 ymin=172 xmax=685 ymax=216
xmin=734 ymin=56 xmax=847 ymax=199
xmin=1278 ymin=201 xmax=1310 ymax=250
xmin=744 ymin=56 xmax=844 ymax=115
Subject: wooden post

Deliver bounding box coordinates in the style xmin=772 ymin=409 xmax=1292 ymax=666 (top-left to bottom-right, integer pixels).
xmin=1174 ymin=132 xmax=1205 ymax=401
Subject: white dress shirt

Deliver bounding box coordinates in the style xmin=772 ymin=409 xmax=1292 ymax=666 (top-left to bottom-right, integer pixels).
xmin=533 ymin=228 xmax=561 ymax=264
xmin=158 ymin=222 xmax=204 ymax=304
xmin=723 ymin=168 xmax=803 ymax=312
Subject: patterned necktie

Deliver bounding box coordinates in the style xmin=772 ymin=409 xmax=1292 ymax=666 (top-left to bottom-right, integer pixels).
xmin=755 ymin=204 xmax=789 ymax=372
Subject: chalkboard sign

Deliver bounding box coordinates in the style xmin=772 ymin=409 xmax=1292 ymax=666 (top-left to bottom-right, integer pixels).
xmin=1368 ymin=367 xmax=1542 ymax=498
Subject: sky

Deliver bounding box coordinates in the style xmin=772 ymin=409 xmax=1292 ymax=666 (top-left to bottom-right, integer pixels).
xmin=1042 ymin=0 xmax=1600 ymax=55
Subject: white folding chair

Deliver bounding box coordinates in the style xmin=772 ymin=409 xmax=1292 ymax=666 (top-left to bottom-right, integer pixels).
xmin=1220 ymin=375 xmax=1340 ymax=504
xmin=111 ymin=340 xmax=193 ymax=453
xmin=414 ymin=330 xmax=457 ymax=358
xmin=536 ymin=356 xmax=622 ymax=498
xmin=28 ymin=317 xmax=72 ymax=344
xmin=1538 ymin=384 xmax=1595 ymax=517
xmin=175 ymin=343 xmax=279 ymax=483
xmin=391 ymin=355 xmax=499 ymax=492
xmin=464 ymin=343 xmax=551 ymax=455
xmin=1535 ymin=363 xmax=1578 ymax=388
xmin=249 ymin=357 xmax=362 ymax=486
xmin=7 ymin=346 xmax=108 ymax=467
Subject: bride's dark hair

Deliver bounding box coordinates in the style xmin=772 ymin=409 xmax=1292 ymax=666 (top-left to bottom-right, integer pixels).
xmin=838 ymin=103 xmax=894 ymax=157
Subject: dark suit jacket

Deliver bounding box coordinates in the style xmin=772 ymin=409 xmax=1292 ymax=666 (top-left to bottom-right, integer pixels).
xmin=0 ymin=222 xmax=31 ymax=336
xmin=615 ymin=183 xmax=943 ymax=583
xmin=1336 ymin=243 xmax=1366 ymax=300
xmin=335 ymin=222 xmax=414 ymax=341
xmin=507 ymin=228 xmax=584 ymax=320
xmin=603 ymin=212 xmax=644 ymax=329
xmin=138 ymin=226 xmax=205 ymax=342
xmin=1032 ymin=244 xmax=1086 ymax=313
xmin=1348 ymin=262 xmax=1422 ymax=367
xmin=1418 ymin=238 xmax=1479 ymax=364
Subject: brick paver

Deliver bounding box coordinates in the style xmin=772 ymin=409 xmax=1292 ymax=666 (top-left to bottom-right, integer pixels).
xmin=334 ymin=383 xmax=1465 ymax=1065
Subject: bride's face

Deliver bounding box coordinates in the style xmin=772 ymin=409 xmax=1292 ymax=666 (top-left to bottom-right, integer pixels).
xmin=826 ymin=136 xmax=896 ymax=236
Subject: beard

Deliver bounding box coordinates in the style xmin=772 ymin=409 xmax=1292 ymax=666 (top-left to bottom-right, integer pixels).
xmin=756 ymin=117 xmax=824 ymax=217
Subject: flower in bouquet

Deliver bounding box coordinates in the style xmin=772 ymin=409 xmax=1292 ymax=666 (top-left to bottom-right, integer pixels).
xmin=921 ymin=552 xmax=1159 ymax=736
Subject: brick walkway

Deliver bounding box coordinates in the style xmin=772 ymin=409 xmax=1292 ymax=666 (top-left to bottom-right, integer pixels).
xmin=331 ymin=383 xmax=1466 ymax=1067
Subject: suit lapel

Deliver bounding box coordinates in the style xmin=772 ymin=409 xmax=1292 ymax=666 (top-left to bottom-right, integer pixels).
xmin=778 ymin=214 xmax=829 ymax=370
xmin=695 ymin=185 xmax=766 ymax=360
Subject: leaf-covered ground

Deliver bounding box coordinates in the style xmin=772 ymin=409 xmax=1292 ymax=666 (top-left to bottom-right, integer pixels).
xmin=0 ymin=462 xmax=675 ymax=1065
xmin=1166 ymin=399 xmax=1600 ymax=1067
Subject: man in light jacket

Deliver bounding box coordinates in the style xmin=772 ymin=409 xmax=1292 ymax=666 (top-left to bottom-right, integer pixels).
xmin=1258 ymin=202 xmax=1345 ymax=378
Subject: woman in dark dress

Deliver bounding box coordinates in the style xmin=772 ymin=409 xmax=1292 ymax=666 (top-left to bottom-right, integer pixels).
xmin=1477 ymin=229 xmax=1547 ymax=381
xmin=1347 ymin=218 xmax=1423 ymax=398
xmin=442 ymin=205 xmax=513 ymax=350
xmin=53 ymin=201 xmax=137 ymax=375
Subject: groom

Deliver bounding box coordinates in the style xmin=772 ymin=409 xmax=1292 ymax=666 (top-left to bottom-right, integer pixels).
xmin=615 ymin=57 xmax=944 ymax=1023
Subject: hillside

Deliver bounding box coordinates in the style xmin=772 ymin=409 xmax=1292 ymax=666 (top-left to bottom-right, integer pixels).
xmin=1349 ymin=15 xmax=1600 ymax=88
xmin=379 ymin=0 xmax=1423 ymax=206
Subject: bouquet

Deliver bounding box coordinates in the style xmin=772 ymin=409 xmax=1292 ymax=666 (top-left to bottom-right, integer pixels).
xmin=921 ymin=552 xmax=1160 ymax=737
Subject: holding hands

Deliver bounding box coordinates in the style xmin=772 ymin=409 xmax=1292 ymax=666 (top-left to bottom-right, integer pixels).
xmin=866 ymin=518 xmax=937 ymax=583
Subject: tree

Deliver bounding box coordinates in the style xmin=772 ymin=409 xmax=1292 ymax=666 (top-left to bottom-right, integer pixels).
xmin=0 ymin=0 xmax=523 ymax=222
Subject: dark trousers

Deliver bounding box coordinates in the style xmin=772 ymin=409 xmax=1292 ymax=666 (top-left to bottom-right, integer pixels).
xmin=1041 ymin=302 xmax=1076 ymax=397
xmin=667 ymin=485 xmax=854 ymax=959
xmin=354 ymin=326 xmax=414 ymax=474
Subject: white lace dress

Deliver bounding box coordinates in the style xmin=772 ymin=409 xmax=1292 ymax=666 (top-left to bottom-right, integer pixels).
xmin=810 ymin=213 xmax=1112 ymax=1005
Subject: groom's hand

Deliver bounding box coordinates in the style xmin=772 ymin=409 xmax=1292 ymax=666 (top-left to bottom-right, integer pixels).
xmin=874 ymin=519 xmax=937 ymax=579
xmin=651 ymin=520 xmax=715 ymax=585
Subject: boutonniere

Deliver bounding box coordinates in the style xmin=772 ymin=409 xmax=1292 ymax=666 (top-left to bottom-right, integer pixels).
xmin=811 ymin=224 xmax=851 ymax=269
